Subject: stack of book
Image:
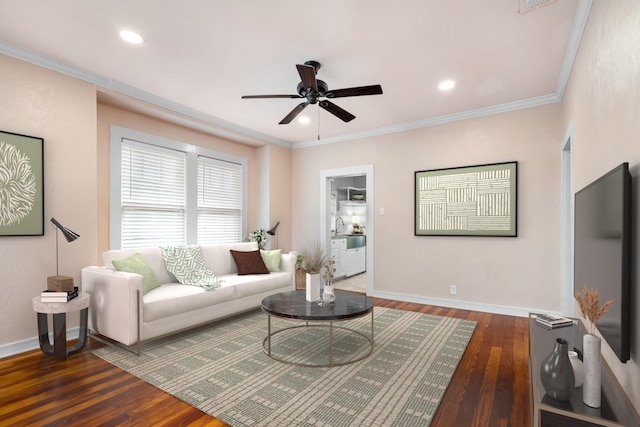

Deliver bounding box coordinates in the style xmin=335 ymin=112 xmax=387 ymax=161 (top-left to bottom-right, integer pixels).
xmin=535 ymin=313 xmax=573 ymax=329
xmin=41 ymin=286 xmax=79 ymax=303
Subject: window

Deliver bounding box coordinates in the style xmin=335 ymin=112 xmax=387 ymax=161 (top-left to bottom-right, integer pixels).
xmin=121 ymin=140 xmax=186 ymax=248
xmin=110 ymin=126 xmax=247 ymax=249
xmin=197 ymin=156 xmax=243 ymax=244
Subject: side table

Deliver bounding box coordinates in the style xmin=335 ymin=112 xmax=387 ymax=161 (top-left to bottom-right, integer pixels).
xmin=32 ymin=292 xmax=90 ymax=360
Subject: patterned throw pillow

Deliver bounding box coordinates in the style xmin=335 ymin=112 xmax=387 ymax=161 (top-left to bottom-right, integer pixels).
xmin=161 ymin=246 xmax=222 ymax=291
xmin=112 ymin=253 xmax=161 ymax=294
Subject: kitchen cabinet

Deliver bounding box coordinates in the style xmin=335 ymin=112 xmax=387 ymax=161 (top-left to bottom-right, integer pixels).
xmin=338 ymin=186 xmax=366 ymax=202
xmin=331 ymin=238 xmax=347 ymax=278
xmin=345 ymin=247 xmax=366 ymax=277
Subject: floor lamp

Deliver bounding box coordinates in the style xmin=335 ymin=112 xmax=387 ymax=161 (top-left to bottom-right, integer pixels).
xmin=267 ymin=221 xmax=280 ymax=249
xmin=48 ymin=217 xmax=80 ymax=291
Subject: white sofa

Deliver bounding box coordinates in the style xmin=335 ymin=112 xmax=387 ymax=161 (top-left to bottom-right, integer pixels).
xmin=82 ymin=242 xmax=295 ymax=348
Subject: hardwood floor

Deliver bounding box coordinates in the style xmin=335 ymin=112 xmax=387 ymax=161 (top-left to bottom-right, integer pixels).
xmin=0 ymin=298 xmax=530 ymax=426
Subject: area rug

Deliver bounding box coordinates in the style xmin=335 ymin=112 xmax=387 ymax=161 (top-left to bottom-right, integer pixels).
xmin=93 ymin=307 xmax=476 ymax=427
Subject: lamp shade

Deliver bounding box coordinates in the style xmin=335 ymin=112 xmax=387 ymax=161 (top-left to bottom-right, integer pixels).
xmin=48 ymin=217 xmax=80 ymax=290
xmin=267 ymin=221 xmax=280 ymax=236
xmin=51 ymin=217 xmax=80 ymax=242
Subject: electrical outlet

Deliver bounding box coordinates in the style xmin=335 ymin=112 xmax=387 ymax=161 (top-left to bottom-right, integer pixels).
xmin=450 ymin=285 xmax=457 ymax=295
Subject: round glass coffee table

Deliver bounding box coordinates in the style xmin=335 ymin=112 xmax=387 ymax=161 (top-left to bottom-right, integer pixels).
xmin=261 ymin=290 xmax=374 ymax=367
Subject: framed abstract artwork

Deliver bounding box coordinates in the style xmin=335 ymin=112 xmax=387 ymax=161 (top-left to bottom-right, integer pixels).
xmin=415 ymin=161 xmax=517 ymax=237
xmin=0 ymin=130 xmax=44 ymax=236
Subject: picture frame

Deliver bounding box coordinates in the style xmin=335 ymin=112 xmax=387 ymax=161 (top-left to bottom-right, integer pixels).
xmin=0 ymin=130 xmax=44 ymax=236
xmin=415 ymin=161 xmax=517 ymax=237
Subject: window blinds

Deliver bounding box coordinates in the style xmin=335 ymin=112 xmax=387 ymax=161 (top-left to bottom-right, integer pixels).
xmin=121 ymin=140 xmax=187 ymax=248
xmin=119 ymin=138 xmax=243 ymax=249
xmin=197 ymin=156 xmax=243 ymax=244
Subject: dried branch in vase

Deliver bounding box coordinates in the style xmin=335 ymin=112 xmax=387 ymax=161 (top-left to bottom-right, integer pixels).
xmin=575 ymin=284 xmax=613 ymax=335
xmin=322 ymin=259 xmax=336 ymax=286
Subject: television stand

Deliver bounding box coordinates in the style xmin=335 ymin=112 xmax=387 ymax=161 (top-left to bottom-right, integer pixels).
xmin=529 ymin=314 xmax=640 ymax=427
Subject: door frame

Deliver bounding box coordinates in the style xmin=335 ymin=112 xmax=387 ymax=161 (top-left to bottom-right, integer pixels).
xmin=561 ymin=123 xmax=574 ymax=315
xmin=320 ymin=165 xmax=374 ymax=294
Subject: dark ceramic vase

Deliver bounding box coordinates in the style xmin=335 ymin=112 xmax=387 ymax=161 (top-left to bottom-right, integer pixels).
xmin=540 ymin=338 xmax=575 ymax=401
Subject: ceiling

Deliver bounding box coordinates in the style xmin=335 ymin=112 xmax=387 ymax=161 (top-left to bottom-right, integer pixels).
xmin=0 ymin=0 xmax=587 ymax=147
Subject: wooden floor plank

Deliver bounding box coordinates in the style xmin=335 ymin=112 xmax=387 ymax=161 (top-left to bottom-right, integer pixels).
xmin=0 ymin=298 xmax=530 ymax=426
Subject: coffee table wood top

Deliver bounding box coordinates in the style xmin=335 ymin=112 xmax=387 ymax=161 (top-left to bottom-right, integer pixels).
xmin=261 ymin=290 xmax=373 ymax=321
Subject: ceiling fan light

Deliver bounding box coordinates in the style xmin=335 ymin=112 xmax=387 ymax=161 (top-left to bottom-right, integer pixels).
xmin=120 ymin=30 xmax=144 ymax=44
xmin=298 ymin=116 xmax=310 ymax=124
xmin=438 ymin=80 xmax=456 ymax=91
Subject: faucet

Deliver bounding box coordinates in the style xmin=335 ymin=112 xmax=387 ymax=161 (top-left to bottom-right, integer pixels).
xmin=335 ymin=217 xmax=344 ymax=235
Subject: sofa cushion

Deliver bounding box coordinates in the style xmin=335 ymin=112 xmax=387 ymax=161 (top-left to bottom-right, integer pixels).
xmin=260 ymin=249 xmax=281 ymax=272
xmin=218 ymin=272 xmax=292 ymax=298
xmin=112 ymin=253 xmax=161 ymax=294
xmin=161 ymin=246 xmax=222 ymax=291
xmin=104 ymin=247 xmax=176 ymax=284
xmin=142 ymin=283 xmax=236 ymax=322
xmin=230 ymin=249 xmax=270 ymax=275
xmin=200 ymin=242 xmax=258 ymax=275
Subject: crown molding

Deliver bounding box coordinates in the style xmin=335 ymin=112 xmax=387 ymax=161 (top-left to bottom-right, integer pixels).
xmin=2 ymin=0 xmax=591 ymax=151
xmin=555 ymin=0 xmax=593 ymax=98
xmin=0 ymin=40 xmax=292 ymax=149
xmin=295 ymin=92 xmax=561 ymax=148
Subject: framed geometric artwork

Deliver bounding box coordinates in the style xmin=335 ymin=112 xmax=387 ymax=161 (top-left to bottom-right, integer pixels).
xmin=0 ymin=130 xmax=44 ymax=236
xmin=415 ymin=161 xmax=517 ymax=237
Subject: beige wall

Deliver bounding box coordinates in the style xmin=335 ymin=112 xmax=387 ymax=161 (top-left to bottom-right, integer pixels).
xmin=293 ymin=104 xmax=564 ymax=311
xmin=0 ymin=59 xmax=293 ymax=351
xmin=0 ymin=55 xmax=97 ymax=346
xmin=560 ymin=0 xmax=640 ymax=412
xmin=96 ymin=102 xmax=290 ymax=256
xmin=0 ymin=0 xmax=637 ymax=412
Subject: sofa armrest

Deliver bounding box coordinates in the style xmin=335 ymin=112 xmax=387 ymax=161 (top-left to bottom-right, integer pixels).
xmin=280 ymin=252 xmax=296 ymax=289
xmin=81 ymin=266 xmax=143 ymax=346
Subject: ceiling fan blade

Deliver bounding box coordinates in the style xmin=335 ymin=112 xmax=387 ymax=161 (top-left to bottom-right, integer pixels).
xmin=319 ymin=100 xmax=356 ymax=122
xmin=279 ymin=102 xmax=308 ymax=124
xmin=296 ymin=64 xmax=318 ymax=92
xmin=325 ymin=84 xmax=383 ymax=98
xmin=242 ymin=94 xmax=301 ymax=99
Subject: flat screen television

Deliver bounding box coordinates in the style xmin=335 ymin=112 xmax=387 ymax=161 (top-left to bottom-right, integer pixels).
xmin=574 ymin=162 xmax=632 ymax=363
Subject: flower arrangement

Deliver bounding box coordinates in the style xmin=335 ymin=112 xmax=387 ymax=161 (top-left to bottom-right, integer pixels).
xmin=575 ymin=284 xmax=613 ymax=335
xmin=322 ymin=259 xmax=336 ymax=286
xmin=248 ymin=229 xmax=267 ymax=250
xmin=299 ymin=241 xmax=328 ymax=274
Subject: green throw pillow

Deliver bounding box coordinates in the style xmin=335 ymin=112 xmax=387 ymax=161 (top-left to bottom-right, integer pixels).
xmin=161 ymin=246 xmax=222 ymax=291
xmin=260 ymin=249 xmax=281 ymax=272
xmin=112 ymin=253 xmax=161 ymax=295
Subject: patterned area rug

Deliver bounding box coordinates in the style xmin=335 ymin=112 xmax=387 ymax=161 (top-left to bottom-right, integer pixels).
xmin=93 ymin=307 xmax=476 ymax=426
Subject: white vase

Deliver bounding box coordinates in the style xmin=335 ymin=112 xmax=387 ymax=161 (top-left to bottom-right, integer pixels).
xmin=305 ymin=273 xmax=321 ymax=301
xmin=323 ymin=284 xmax=336 ymax=303
xmin=568 ymin=350 xmax=584 ymax=388
xmin=583 ymin=334 xmax=601 ymax=408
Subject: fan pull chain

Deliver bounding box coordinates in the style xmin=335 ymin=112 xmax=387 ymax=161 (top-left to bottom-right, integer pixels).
xmin=317 ymin=105 xmax=321 ymax=140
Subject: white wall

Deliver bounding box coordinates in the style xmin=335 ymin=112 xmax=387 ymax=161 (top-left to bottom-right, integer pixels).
xmin=0 ymin=55 xmax=97 ymax=353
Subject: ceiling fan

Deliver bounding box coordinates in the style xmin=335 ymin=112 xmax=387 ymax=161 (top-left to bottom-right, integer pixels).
xmin=241 ymin=60 xmax=383 ymax=124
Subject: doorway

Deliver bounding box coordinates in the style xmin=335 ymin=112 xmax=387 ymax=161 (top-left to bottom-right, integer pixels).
xmin=561 ymin=124 xmax=574 ymax=315
xmin=320 ymin=165 xmax=374 ymax=295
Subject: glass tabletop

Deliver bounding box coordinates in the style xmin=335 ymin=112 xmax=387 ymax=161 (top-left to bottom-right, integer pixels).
xmin=261 ymin=290 xmax=373 ymax=321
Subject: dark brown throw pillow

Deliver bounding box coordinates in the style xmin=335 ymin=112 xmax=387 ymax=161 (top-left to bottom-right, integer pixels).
xmin=230 ymin=249 xmax=270 ymax=275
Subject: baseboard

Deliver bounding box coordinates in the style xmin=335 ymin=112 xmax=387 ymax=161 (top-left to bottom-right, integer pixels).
xmin=0 ymin=293 xmax=550 ymax=358
xmin=0 ymin=327 xmax=80 ymax=359
xmin=370 ymin=290 xmax=545 ymax=318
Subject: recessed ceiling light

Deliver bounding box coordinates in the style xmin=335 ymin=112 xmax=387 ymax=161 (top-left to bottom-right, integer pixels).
xmin=120 ymin=30 xmax=144 ymax=44
xmin=438 ymin=80 xmax=456 ymax=91
xmin=298 ymin=116 xmax=310 ymax=124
